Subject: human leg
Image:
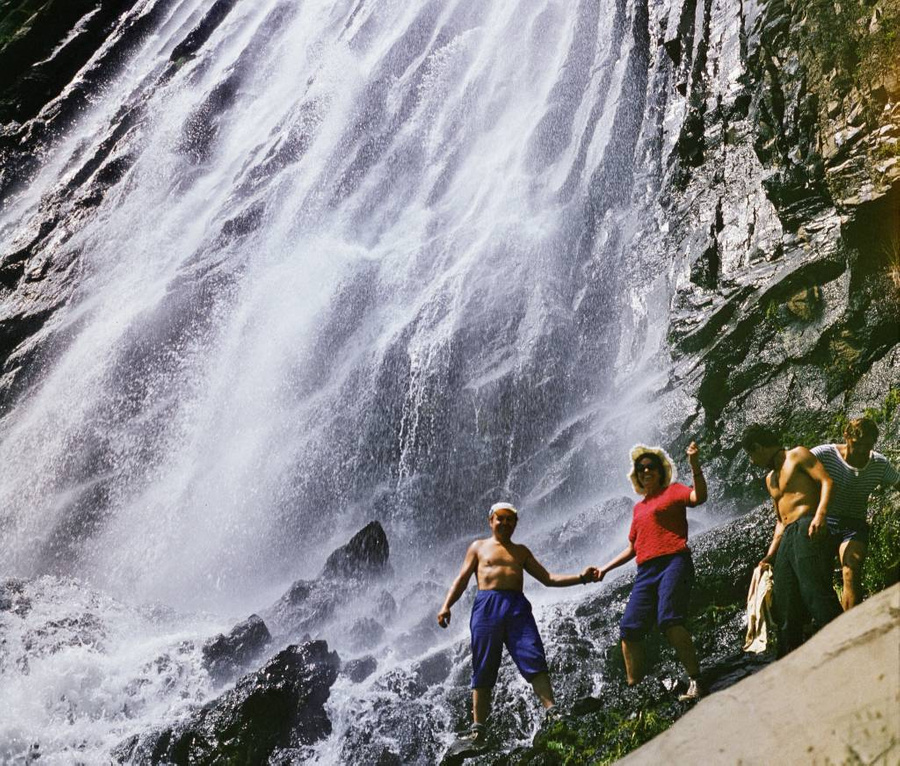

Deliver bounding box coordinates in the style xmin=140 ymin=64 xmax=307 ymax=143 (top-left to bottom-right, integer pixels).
xmin=529 ymin=672 xmax=556 ymax=708
xmin=839 ymin=539 xmax=867 ymax=610
xmin=664 ymin=625 xmax=700 ymax=678
xmin=792 ymin=520 xmax=842 ymax=631
xmin=504 ymin=594 xmax=553 ymax=706
xmin=472 ymin=688 xmax=491 ymax=725
xmin=469 ymin=592 xmax=506 ymax=724
xmin=619 ymin=561 xmax=658 ymax=683
xmin=621 ymin=638 xmax=646 ymax=685
xmin=656 ymin=553 xmax=699 ymax=678
xmin=772 ymin=524 xmax=804 ymax=657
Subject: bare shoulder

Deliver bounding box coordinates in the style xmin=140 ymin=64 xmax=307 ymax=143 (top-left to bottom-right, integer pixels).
xmin=786 ymin=445 xmax=814 ymax=464
xmin=467 ymin=539 xmax=486 ymax=557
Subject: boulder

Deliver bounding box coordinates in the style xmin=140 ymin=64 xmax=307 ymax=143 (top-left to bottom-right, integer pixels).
xmin=263 ymin=522 xmax=394 ymax=642
xmin=320 ymin=521 xmax=391 ymax=580
xmin=617 ymin=584 xmax=900 ymax=765
xmin=119 ymin=641 xmax=340 ymax=764
xmin=201 ymin=614 xmax=271 ymax=685
xmin=343 ymin=655 xmax=377 ymax=683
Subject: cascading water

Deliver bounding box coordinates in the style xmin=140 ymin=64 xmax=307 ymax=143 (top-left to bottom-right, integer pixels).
xmin=0 ymin=0 xmax=698 ymax=761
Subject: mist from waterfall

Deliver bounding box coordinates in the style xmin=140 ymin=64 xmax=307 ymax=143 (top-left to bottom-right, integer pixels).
xmin=0 ymin=0 xmax=681 ymax=760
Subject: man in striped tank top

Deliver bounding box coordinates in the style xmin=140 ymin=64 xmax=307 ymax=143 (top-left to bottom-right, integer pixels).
xmin=812 ymin=417 xmax=900 ymax=611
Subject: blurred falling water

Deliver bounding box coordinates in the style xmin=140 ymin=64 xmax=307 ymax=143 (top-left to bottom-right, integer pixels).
xmin=0 ymin=0 xmax=670 ymax=613
xmin=0 ymin=0 xmax=696 ymax=760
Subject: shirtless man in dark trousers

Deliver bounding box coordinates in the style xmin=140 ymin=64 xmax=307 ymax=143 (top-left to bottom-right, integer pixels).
xmin=437 ymin=502 xmax=598 ymax=743
xmin=741 ymin=424 xmax=842 ymax=656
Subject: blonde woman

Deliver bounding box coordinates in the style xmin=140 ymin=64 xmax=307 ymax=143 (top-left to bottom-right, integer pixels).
xmin=597 ymin=442 xmax=707 ymax=700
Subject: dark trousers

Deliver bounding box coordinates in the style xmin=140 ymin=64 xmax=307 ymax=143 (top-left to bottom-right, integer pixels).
xmin=773 ymin=515 xmax=842 ymax=657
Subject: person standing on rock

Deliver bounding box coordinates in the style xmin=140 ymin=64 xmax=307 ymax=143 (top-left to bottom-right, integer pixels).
xmin=595 ymin=442 xmax=707 ymax=701
xmin=741 ymin=424 xmax=842 ymax=656
xmin=437 ymin=502 xmax=599 ymax=744
xmin=812 ymin=417 xmax=900 ymax=611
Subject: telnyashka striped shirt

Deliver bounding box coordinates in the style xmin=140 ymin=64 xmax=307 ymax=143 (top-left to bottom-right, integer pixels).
xmin=812 ymin=444 xmax=900 ymax=520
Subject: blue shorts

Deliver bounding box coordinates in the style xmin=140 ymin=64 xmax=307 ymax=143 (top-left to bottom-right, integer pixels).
xmin=826 ymin=515 xmax=869 ymax=546
xmin=470 ymin=590 xmax=548 ymax=689
xmin=620 ymin=551 xmax=694 ymax=641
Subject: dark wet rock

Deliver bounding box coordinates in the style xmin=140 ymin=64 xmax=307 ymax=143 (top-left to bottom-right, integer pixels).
xmin=0 ymin=578 xmax=31 ymax=617
xmin=169 ymin=0 xmax=240 ymax=63
xmin=262 ymin=522 xmax=394 ymax=643
xmin=118 ymin=641 xmax=340 ymax=765
xmin=201 ymin=614 xmax=271 ymax=685
xmin=343 ymin=655 xmax=378 ymax=683
xmin=413 ymin=649 xmax=453 ymax=687
xmin=374 ymin=590 xmax=398 ymax=621
xmin=321 ymin=521 xmax=391 ymax=580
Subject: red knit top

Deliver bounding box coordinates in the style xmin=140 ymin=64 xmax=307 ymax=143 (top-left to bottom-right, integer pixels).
xmin=628 ymin=482 xmax=694 ymax=565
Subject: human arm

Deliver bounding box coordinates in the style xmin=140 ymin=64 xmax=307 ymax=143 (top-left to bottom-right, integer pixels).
xmin=686 ymin=440 xmax=707 ymax=506
xmin=437 ymin=542 xmax=479 ymax=627
xmin=759 ymin=501 xmax=784 ymax=569
xmin=596 ymin=542 xmax=636 ymax=581
xmin=798 ymin=447 xmax=833 ymax=537
xmin=523 ymin=548 xmax=599 ymax=587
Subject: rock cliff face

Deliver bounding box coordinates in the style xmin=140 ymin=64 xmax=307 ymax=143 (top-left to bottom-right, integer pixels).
xmin=645 ymin=0 xmax=899 ymax=479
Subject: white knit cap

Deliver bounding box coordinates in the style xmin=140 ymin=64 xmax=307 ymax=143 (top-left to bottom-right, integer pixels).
xmin=489 ymin=501 xmax=518 ymax=517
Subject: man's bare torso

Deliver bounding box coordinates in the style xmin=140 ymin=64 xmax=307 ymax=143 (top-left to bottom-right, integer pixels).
xmin=475 ymin=538 xmax=531 ymax=590
xmin=767 ymin=447 xmax=820 ymax=525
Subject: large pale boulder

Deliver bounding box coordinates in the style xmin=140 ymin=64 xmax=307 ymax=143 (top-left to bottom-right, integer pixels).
xmin=619 ymin=584 xmax=900 ymax=765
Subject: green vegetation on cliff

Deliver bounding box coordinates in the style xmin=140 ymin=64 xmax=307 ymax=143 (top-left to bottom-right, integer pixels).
xmin=799 ymin=0 xmax=900 ymax=113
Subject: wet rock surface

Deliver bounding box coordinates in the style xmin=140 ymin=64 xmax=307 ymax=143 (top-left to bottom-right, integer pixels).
xmin=119 ymin=640 xmax=340 ymax=765
xmin=201 ymin=613 xmax=271 ymax=685
xmin=262 ymin=521 xmax=393 ymax=643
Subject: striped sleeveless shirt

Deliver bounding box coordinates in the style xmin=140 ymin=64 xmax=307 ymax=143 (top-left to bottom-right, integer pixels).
xmin=811 ymin=444 xmax=900 ymax=520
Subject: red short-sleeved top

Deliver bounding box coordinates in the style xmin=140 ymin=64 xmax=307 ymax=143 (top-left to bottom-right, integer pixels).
xmin=628 ymin=482 xmax=694 ymax=565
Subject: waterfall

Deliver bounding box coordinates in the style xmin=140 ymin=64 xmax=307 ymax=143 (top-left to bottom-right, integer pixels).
xmin=0 ymin=0 xmax=682 ymax=760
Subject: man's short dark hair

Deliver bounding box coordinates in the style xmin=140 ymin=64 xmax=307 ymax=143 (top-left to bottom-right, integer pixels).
xmin=845 ymin=417 xmax=878 ymax=441
xmin=740 ymin=424 xmax=780 ymax=451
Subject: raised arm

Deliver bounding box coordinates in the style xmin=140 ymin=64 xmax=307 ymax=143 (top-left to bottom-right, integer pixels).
xmin=798 ymin=447 xmax=833 ymax=537
xmin=759 ymin=500 xmax=785 ymax=569
xmin=437 ymin=542 xmax=479 ymax=628
xmin=523 ymin=548 xmax=599 ymax=587
xmin=687 ymin=441 xmax=707 ymax=505
xmin=597 ymin=541 xmax=636 ymax=581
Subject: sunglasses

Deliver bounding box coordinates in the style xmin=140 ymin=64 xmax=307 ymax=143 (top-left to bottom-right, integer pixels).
xmin=636 ymin=462 xmax=659 ymax=473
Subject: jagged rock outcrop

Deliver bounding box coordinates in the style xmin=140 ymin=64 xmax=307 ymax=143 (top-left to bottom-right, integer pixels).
xmin=642 ymin=0 xmax=900 ymax=484
xmin=117 ymin=640 xmax=340 ymax=765
xmin=321 ymin=520 xmax=391 ymax=580
xmin=618 ymin=583 xmax=900 ymax=764
xmin=263 ymin=521 xmax=393 ymax=642
xmin=201 ymin=613 xmax=271 ymax=685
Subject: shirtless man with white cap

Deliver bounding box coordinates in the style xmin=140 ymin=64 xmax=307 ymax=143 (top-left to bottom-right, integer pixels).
xmin=437 ymin=501 xmax=599 ymax=743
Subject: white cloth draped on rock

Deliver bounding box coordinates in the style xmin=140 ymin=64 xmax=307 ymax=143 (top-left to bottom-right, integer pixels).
xmin=743 ymin=564 xmax=774 ymax=653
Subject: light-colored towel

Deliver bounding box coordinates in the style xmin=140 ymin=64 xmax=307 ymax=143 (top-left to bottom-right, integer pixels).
xmin=743 ymin=565 xmax=774 ymax=653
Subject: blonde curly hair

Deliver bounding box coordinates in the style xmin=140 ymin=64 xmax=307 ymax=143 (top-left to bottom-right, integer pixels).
xmin=627 ymin=444 xmax=677 ymax=495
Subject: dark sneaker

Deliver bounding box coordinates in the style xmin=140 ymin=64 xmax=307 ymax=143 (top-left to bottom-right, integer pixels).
xmin=677 ymin=678 xmax=703 ymax=702
xmin=458 ymin=723 xmax=487 ymax=744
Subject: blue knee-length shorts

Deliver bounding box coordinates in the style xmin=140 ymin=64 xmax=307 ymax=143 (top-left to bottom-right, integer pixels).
xmin=620 ymin=551 xmax=694 ymax=641
xmin=470 ymin=590 xmax=548 ymax=689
